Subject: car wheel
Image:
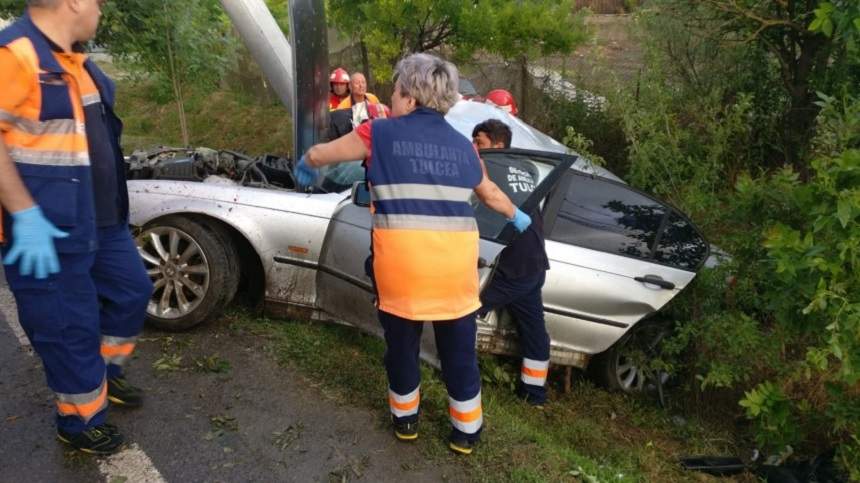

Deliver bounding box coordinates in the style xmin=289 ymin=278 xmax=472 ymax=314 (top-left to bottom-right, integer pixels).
xmin=136 ymin=216 xmax=239 ymax=331
xmin=589 ymin=319 xmax=670 ymax=393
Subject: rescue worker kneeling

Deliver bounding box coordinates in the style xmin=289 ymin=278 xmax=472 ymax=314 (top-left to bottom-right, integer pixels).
xmin=294 ymin=53 xmax=531 ymax=455
xmin=0 ymin=0 xmax=153 ymax=455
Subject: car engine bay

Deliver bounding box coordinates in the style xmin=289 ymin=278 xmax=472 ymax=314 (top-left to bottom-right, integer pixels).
xmin=125 ymin=147 xmax=297 ymax=190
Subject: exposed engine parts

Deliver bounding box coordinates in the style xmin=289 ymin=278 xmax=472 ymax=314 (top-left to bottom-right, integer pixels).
xmin=125 ymin=147 xmax=296 ymax=190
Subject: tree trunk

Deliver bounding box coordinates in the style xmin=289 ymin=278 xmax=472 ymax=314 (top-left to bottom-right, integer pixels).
xmin=777 ymin=34 xmax=828 ymax=180
xmin=782 ymin=90 xmax=819 ymax=180
xmin=359 ymin=40 xmax=373 ymax=87
xmin=173 ymin=76 xmax=189 ymax=147
xmin=165 ymin=27 xmax=189 ymax=146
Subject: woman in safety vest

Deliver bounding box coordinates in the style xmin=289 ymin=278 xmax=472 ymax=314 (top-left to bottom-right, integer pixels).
xmin=292 ymin=53 xmax=531 ymax=455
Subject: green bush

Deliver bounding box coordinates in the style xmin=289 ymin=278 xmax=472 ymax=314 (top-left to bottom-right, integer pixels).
xmin=606 ymin=2 xmax=860 ymax=473
xmin=647 ymin=92 xmax=860 ymax=474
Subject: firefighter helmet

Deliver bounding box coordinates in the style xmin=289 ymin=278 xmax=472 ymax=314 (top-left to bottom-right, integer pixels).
xmin=485 ymin=89 xmax=518 ymax=116
xmin=330 ymin=67 xmax=350 ymax=85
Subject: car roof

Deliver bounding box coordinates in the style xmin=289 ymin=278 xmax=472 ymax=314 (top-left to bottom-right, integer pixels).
xmin=445 ymin=100 xmax=623 ymax=182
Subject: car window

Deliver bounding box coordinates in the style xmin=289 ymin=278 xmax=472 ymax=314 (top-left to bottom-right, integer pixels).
xmin=653 ymin=211 xmax=708 ymax=270
xmin=549 ymin=173 xmax=708 ymax=270
xmin=550 ymin=173 xmax=666 ymax=260
xmin=474 ymin=151 xmax=562 ymax=240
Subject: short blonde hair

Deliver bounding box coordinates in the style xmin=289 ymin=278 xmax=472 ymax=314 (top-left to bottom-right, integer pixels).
xmin=394 ymin=53 xmax=459 ymax=114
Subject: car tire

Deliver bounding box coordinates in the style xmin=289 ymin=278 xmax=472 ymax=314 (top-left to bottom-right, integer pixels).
xmin=136 ymin=216 xmax=239 ymax=331
xmin=588 ymin=319 xmax=670 ymax=393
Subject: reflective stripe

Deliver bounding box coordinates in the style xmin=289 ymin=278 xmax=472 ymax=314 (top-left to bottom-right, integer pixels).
xmin=81 ymin=93 xmax=101 ymax=106
xmin=373 ymin=214 xmax=477 ymax=232
xmin=0 ymin=109 xmax=82 ymax=136
xmin=521 ymin=358 xmax=549 ymax=387
xmin=388 ymin=386 xmax=420 ymax=418
xmin=9 ymin=147 xmax=90 ymax=166
xmin=101 ymin=335 xmax=138 ymax=366
xmin=448 ymin=392 xmax=482 ymax=434
xmin=56 ymin=379 xmax=108 ymax=422
xmin=372 ymin=184 xmax=473 ymax=203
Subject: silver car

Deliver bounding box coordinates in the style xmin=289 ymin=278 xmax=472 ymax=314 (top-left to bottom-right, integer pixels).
xmin=127 ymin=0 xmax=709 ymax=392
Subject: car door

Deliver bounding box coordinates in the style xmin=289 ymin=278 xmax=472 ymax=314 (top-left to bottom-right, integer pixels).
xmin=539 ymin=170 xmax=709 ymax=356
xmin=314 ymin=150 xmax=574 ymax=361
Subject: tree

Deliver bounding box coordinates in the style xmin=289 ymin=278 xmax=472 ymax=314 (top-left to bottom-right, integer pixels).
xmin=327 ymin=0 xmax=588 ymax=103
xmin=483 ymin=0 xmax=589 ymax=117
xmin=0 ymin=0 xmax=23 ymax=19
xmin=666 ymin=0 xmax=859 ymax=176
xmin=99 ymin=0 xmax=234 ymax=146
xmin=0 ymin=0 xmax=236 ymax=146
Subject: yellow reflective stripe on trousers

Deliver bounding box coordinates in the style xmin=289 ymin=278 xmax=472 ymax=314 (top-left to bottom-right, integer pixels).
xmin=448 ymin=391 xmax=482 ymax=434
xmin=373 ymin=214 xmax=477 ymax=232
xmin=388 ymin=386 xmax=420 ymax=418
xmin=521 ymin=358 xmax=550 ymax=386
xmin=56 ymin=378 xmax=108 ymax=422
xmin=372 ymin=183 xmax=473 ymax=203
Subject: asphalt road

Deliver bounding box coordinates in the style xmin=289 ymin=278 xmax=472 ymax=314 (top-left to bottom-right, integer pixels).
xmin=0 ymin=268 xmax=459 ymax=482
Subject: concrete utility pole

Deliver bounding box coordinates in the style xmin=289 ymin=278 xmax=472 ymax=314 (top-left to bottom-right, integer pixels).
xmin=219 ymin=0 xmax=329 ymax=160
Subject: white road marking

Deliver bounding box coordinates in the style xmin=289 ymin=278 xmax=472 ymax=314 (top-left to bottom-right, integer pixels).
xmin=1 ymin=271 xmax=166 ymax=482
xmin=98 ymin=443 xmax=167 ymax=483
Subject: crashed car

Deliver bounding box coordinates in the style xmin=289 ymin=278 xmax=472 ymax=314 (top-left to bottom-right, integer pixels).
xmin=127 ymin=0 xmax=709 ymax=392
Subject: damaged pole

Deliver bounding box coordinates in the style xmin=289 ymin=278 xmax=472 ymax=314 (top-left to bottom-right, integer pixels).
xmin=219 ymin=0 xmax=295 ymax=113
xmin=218 ymin=0 xmax=329 ymax=161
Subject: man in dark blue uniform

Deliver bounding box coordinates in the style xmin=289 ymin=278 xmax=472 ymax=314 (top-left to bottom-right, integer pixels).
xmin=473 ymin=119 xmax=551 ymax=406
xmin=0 ymin=0 xmax=153 ymax=454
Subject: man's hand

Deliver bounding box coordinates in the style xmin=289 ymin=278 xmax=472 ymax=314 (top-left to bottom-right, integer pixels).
xmin=508 ymin=208 xmax=532 ymax=233
xmin=294 ymin=155 xmax=319 ymax=188
xmin=3 ymin=206 xmax=68 ymax=279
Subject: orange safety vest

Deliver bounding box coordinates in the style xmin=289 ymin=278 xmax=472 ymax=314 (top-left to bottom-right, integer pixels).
xmin=336 ymin=92 xmax=381 ymax=110
xmin=0 ymin=14 xmax=124 ymax=253
xmin=328 ymin=92 xmax=348 ymax=111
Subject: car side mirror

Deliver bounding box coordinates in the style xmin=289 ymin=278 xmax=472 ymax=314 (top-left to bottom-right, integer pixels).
xmin=351 ymin=181 xmax=371 ymax=207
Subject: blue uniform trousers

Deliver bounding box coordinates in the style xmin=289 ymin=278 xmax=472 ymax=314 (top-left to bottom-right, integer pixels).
xmin=379 ymin=310 xmax=483 ymax=443
xmin=479 ymin=271 xmax=550 ymax=404
xmin=5 ymin=224 xmax=152 ymax=433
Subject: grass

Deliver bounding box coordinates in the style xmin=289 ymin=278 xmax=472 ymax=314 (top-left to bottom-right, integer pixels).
xmin=225 ymin=309 xmax=753 ymax=483
xmin=115 ymin=79 xmax=294 ymax=157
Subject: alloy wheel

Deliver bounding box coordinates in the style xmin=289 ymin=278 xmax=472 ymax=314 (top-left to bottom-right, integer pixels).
xmin=136 ymin=227 xmax=211 ymax=320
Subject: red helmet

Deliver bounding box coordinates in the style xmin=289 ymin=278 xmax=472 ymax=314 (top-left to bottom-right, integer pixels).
xmin=485 ymin=89 xmax=518 ymax=116
xmin=329 ymin=67 xmax=349 ymax=85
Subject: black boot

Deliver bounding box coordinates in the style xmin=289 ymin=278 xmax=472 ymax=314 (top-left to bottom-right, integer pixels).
xmin=107 ymin=376 xmax=144 ymax=408
xmin=57 ymin=424 xmax=125 ymax=455
xmin=392 ymin=418 xmax=419 ymax=442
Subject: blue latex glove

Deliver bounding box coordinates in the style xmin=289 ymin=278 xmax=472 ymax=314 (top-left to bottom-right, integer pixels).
xmin=3 ymin=205 xmax=68 ymax=279
xmin=294 ymin=155 xmax=319 ymax=188
xmin=508 ymin=207 xmax=532 ymax=233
